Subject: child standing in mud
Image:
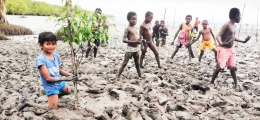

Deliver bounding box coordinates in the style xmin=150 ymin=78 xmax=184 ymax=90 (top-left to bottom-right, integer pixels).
xmin=191 ymin=20 xmax=217 ymax=63
xmin=211 ymin=8 xmax=251 ymax=90
xmin=157 ymin=20 xmax=168 ymax=47
xmin=171 ymin=15 xmax=195 ymax=60
xmin=152 ymin=20 xmax=160 ymax=43
xmin=140 ymin=11 xmax=162 ymax=68
xmin=36 ymin=32 xmax=76 ymax=109
xmin=117 ymin=12 xmax=142 ymax=79
xmin=85 ymin=8 xmax=108 ymax=58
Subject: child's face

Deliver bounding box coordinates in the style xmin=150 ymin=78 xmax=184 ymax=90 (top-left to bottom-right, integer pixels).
xmin=202 ymin=21 xmax=208 ymax=29
xmin=155 ymin=21 xmax=159 ymax=25
xmin=40 ymin=41 xmax=56 ymax=54
xmin=145 ymin=15 xmax=153 ymax=23
xmin=160 ymin=22 xmax=165 ymax=26
xmin=185 ymin=17 xmax=192 ymax=24
xmin=235 ymin=13 xmax=241 ymax=23
xmin=129 ymin=15 xmax=137 ymax=26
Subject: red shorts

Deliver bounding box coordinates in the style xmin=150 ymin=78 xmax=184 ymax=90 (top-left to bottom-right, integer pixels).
xmin=217 ymin=46 xmax=236 ymax=69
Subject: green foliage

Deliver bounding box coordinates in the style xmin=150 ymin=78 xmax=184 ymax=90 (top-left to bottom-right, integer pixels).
xmin=188 ymin=31 xmax=196 ymax=41
xmin=6 ymin=0 xmax=62 ymax=16
xmin=52 ymin=4 xmax=114 ymax=45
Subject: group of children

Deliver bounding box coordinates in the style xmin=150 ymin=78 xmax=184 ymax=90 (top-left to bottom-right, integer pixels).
xmin=36 ymin=8 xmax=251 ymax=109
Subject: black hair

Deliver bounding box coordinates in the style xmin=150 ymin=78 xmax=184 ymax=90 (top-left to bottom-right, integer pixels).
xmin=38 ymin=32 xmax=57 ymax=45
xmin=186 ymin=15 xmax=192 ymax=19
xmin=95 ymin=8 xmax=102 ymax=12
xmin=127 ymin=11 xmax=137 ymax=20
xmin=160 ymin=20 xmax=164 ymax=22
xmin=155 ymin=20 xmax=159 ymax=23
xmin=229 ymin=8 xmax=240 ymax=19
xmin=145 ymin=11 xmax=153 ymax=17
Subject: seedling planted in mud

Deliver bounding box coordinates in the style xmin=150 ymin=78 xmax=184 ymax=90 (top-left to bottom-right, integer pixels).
xmin=49 ymin=0 xmax=115 ymax=109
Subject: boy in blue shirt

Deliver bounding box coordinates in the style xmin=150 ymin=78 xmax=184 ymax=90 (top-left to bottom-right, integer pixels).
xmin=36 ymin=32 xmax=75 ymax=109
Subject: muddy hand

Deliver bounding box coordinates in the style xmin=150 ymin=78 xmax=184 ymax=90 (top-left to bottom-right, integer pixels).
xmin=243 ymin=36 xmax=251 ymax=43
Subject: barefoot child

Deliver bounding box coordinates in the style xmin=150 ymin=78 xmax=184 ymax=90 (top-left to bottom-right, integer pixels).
xmin=117 ymin=12 xmax=142 ymax=78
xmin=191 ymin=20 xmax=217 ymax=62
xmin=36 ymin=32 xmax=76 ymax=109
xmin=140 ymin=11 xmax=162 ymax=68
xmin=211 ymin=8 xmax=251 ymax=89
xmin=157 ymin=20 xmax=168 ymax=47
xmin=171 ymin=15 xmax=195 ymax=59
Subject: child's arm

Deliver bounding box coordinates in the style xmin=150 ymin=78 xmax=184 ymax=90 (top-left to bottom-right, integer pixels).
xmin=38 ymin=65 xmax=75 ymax=82
xmin=235 ymin=36 xmax=251 ymax=43
xmin=60 ymin=69 xmax=70 ymax=76
xmin=171 ymin=24 xmax=182 ymax=45
xmin=210 ymin=28 xmax=217 ymax=45
xmin=191 ymin=31 xmax=202 ymax=44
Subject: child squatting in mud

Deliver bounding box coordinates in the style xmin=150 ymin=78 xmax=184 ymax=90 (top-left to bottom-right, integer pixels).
xmin=36 ymin=32 xmax=76 ymax=109
xmin=117 ymin=11 xmax=142 ymax=79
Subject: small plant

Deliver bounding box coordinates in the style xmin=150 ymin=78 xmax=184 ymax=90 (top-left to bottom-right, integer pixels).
xmin=49 ymin=0 xmax=114 ymax=109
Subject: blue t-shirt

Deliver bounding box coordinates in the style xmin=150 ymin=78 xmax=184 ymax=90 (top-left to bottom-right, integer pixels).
xmin=36 ymin=52 xmax=65 ymax=96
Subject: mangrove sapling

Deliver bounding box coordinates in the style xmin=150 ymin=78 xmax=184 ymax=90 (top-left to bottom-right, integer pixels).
xmin=49 ymin=0 xmax=114 ymax=109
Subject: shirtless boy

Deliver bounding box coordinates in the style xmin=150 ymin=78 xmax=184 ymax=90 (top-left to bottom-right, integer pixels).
xmin=191 ymin=20 xmax=217 ymax=62
xmin=117 ymin=12 xmax=142 ymax=78
xmin=140 ymin=11 xmax=162 ymax=68
xmin=211 ymin=8 xmax=251 ymax=89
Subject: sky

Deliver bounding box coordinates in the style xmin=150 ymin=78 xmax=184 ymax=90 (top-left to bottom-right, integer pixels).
xmin=37 ymin=0 xmax=260 ymax=25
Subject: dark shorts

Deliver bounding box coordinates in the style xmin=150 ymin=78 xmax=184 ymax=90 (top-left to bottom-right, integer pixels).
xmin=125 ymin=51 xmax=139 ymax=59
xmin=88 ymin=39 xmax=100 ymax=47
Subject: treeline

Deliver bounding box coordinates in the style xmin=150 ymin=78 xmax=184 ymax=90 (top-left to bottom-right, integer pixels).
xmin=5 ymin=0 xmax=62 ymax=16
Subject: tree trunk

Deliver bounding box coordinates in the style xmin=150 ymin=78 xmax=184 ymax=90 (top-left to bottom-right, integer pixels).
xmin=65 ymin=0 xmax=78 ymax=110
xmin=0 ymin=0 xmax=9 ymax=23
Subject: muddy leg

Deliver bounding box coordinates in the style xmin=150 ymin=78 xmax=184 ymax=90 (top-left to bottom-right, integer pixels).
xmin=85 ymin=41 xmax=92 ymax=58
xmin=171 ymin=46 xmax=180 ymax=59
xmin=230 ymin=68 xmax=238 ymax=89
xmin=188 ymin=46 xmax=195 ymax=58
xmin=93 ymin=39 xmax=100 ymax=58
xmin=149 ymin=43 xmax=162 ymax=68
xmin=199 ymin=50 xmax=204 ymax=62
xmin=211 ymin=65 xmax=221 ymax=84
xmin=117 ymin=56 xmax=130 ymax=78
xmin=134 ymin=54 xmax=141 ymax=77
xmin=156 ymin=39 xmax=160 ymax=47
xmin=140 ymin=43 xmax=148 ymax=68
xmin=212 ymin=48 xmax=217 ymax=63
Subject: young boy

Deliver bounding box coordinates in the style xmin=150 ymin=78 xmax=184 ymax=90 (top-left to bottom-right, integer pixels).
xmin=211 ymin=8 xmax=251 ymax=89
xmin=152 ymin=20 xmax=160 ymax=43
xmin=191 ymin=20 xmax=217 ymax=62
xmin=117 ymin=11 xmax=142 ymax=78
xmin=193 ymin=17 xmax=200 ymax=32
xmin=85 ymin=8 xmax=108 ymax=58
xmin=36 ymin=32 xmax=76 ymax=109
xmin=140 ymin=11 xmax=162 ymax=68
xmin=171 ymin=15 xmax=195 ymax=59
xmin=157 ymin=20 xmax=168 ymax=47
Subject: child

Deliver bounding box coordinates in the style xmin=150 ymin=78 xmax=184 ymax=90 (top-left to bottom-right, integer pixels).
xmin=140 ymin=11 xmax=162 ymax=68
xmin=152 ymin=20 xmax=160 ymax=43
xmin=171 ymin=15 xmax=195 ymax=59
xmin=36 ymin=32 xmax=76 ymax=109
xmin=157 ymin=20 xmax=168 ymax=47
xmin=117 ymin=11 xmax=142 ymax=78
xmin=193 ymin=17 xmax=200 ymax=32
xmin=191 ymin=20 xmax=217 ymax=62
xmin=211 ymin=8 xmax=251 ymax=90
xmin=85 ymin=8 xmax=108 ymax=58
